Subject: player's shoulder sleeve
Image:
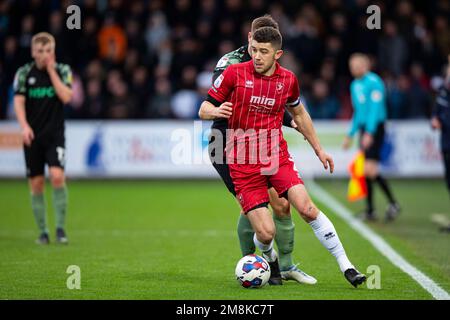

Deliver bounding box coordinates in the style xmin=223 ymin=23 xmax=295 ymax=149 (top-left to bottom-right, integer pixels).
xmin=56 ymin=63 xmax=73 ymax=88
xmin=349 ymin=80 xmax=356 ymax=94
xmin=349 ymin=79 xmax=361 ymax=107
xmin=436 ymin=87 xmax=449 ymax=108
xmin=13 ymin=63 xmax=33 ymax=96
xmin=286 ymin=72 xmax=301 ymax=107
xmin=207 ymin=63 xmax=237 ymax=104
xmin=368 ymin=73 xmax=385 ymax=94
xmin=214 ymin=47 xmax=245 ymax=71
xmin=365 ymin=73 xmax=386 ymax=133
xmin=212 ymin=47 xmax=246 ymax=82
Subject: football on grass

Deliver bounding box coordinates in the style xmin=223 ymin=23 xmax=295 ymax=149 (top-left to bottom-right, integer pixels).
xmin=235 ymin=254 xmax=271 ymax=288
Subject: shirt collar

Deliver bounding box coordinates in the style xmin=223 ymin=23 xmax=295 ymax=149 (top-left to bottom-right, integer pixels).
xmin=252 ymin=61 xmax=281 ymax=78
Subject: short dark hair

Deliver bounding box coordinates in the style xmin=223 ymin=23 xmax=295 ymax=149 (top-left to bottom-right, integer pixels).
xmin=252 ymin=27 xmax=282 ymax=50
xmin=251 ymin=15 xmax=279 ymax=33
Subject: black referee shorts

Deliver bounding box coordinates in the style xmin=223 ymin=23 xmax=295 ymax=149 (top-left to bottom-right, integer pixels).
xmin=360 ymin=123 xmax=385 ymax=161
xmin=208 ymin=126 xmax=236 ymax=196
xmin=24 ymin=133 xmax=65 ymax=178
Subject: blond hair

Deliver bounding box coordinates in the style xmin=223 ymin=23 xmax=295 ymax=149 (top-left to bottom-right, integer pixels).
xmin=32 ymin=32 xmax=55 ymax=48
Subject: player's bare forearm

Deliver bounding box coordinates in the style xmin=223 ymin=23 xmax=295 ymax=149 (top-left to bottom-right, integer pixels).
xmin=199 ymin=101 xmax=217 ymax=120
xmin=14 ymin=95 xmax=34 ymax=146
xmin=199 ymin=101 xmax=233 ymax=120
xmin=48 ymin=68 xmax=72 ymax=104
xmin=14 ymin=95 xmax=29 ymax=129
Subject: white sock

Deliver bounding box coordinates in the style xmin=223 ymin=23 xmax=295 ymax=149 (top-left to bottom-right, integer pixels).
xmin=253 ymin=233 xmax=277 ymax=262
xmin=309 ymin=211 xmax=354 ymax=273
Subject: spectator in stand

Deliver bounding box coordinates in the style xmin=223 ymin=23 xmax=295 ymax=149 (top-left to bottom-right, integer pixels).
xmin=395 ymin=0 xmax=415 ymax=44
xmin=98 ymin=15 xmax=127 ymax=64
xmin=107 ymin=79 xmax=137 ymax=119
xmin=0 ymin=1 xmax=11 ymax=39
xmin=17 ymin=15 xmax=35 ymax=62
xmin=171 ymin=66 xmax=200 ymax=119
xmin=385 ymin=73 xmax=408 ymax=119
xmin=131 ymin=66 xmax=151 ymax=118
xmin=286 ymin=13 xmax=321 ymax=74
xmin=145 ymin=11 xmax=170 ymax=57
xmin=147 ymin=77 xmax=173 ymax=118
xmin=78 ymin=16 xmax=100 ymax=68
xmin=306 ymin=79 xmax=340 ymax=119
xmin=434 ymin=16 xmax=450 ymax=63
xmin=378 ymin=20 xmax=408 ymax=77
xmin=82 ymin=78 xmax=105 ymax=119
xmin=124 ymin=18 xmax=147 ymax=54
xmin=407 ymin=63 xmax=432 ymax=118
xmin=1 ymin=36 xmax=19 ymax=118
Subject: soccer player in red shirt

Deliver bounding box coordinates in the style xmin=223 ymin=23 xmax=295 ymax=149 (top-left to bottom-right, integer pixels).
xmin=199 ymin=27 xmax=366 ymax=287
xmin=205 ymin=15 xmax=316 ymax=286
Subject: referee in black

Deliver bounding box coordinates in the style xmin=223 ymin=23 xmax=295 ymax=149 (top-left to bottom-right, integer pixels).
xmin=13 ymin=32 xmax=72 ymax=244
xmin=431 ymin=57 xmax=450 ymax=197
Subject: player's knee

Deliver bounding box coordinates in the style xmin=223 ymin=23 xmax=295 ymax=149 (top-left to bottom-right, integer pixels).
xmin=272 ymin=199 xmax=291 ymax=218
xmin=298 ymin=200 xmax=318 ymax=221
xmin=365 ymin=162 xmax=378 ymax=178
xmin=365 ymin=169 xmax=376 ymax=179
xmin=255 ymin=228 xmax=275 ymax=244
xmin=257 ymin=232 xmax=274 ymax=244
xmin=30 ymin=176 xmax=45 ymax=194
xmin=50 ymin=173 xmax=65 ymax=188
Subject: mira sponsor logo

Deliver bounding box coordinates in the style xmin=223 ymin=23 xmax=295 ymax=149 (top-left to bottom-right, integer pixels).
xmin=28 ymin=86 xmax=55 ymax=99
xmin=250 ymin=95 xmax=275 ymax=106
xmin=249 ymin=95 xmax=276 ymax=114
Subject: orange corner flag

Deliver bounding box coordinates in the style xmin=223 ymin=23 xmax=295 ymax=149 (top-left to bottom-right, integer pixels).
xmin=347 ymin=151 xmax=367 ymax=202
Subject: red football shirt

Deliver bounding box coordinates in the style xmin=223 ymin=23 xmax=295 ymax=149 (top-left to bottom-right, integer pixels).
xmin=207 ymin=60 xmax=300 ymax=164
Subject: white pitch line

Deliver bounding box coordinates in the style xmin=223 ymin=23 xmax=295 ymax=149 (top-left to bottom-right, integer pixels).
xmin=307 ymin=180 xmax=450 ymax=300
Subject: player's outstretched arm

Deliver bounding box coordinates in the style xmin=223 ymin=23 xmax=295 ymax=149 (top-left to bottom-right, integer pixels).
xmin=14 ymin=95 xmax=34 ymax=146
xmin=288 ymin=103 xmax=334 ymax=173
xmin=198 ymin=101 xmax=233 ymax=120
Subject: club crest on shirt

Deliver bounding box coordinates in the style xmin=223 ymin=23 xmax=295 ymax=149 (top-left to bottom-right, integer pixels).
xmin=245 ymin=80 xmax=254 ymax=88
xmin=28 ymin=77 xmax=36 ymax=85
xmin=276 ymin=82 xmax=284 ymax=92
xmin=237 ymin=193 xmax=244 ymax=205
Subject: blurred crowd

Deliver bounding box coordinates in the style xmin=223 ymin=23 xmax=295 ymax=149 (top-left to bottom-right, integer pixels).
xmin=0 ymin=0 xmax=449 ymax=120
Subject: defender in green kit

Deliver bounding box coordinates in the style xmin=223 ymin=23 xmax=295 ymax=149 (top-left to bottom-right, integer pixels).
xmin=13 ymin=32 xmax=73 ymax=245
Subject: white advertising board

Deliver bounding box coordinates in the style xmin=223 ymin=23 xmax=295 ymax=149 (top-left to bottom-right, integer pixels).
xmin=0 ymin=120 xmax=444 ymax=178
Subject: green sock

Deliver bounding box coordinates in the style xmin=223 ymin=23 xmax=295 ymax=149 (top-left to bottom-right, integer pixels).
xmin=237 ymin=214 xmax=255 ymax=256
xmin=274 ymin=214 xmax=295 ymax=271
xmin=31 ymin=193 xmax=48 ymax=234
xmin=53 ymin=186 xmax=68 ymax=229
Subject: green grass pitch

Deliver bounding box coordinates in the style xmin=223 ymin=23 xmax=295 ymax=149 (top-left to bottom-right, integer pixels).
xmin=0 ymin=179 xmax=448 ymax=299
